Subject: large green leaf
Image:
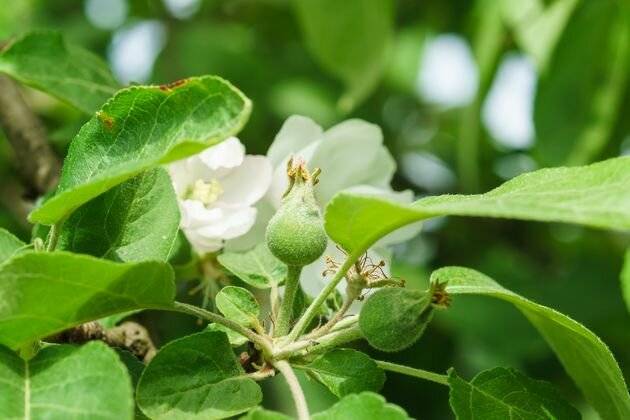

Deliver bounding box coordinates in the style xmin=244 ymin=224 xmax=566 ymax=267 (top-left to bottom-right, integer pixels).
xmin=534 ymin=0 xmax=630 ymax=166
xmin=0 ymin=31 xmax=119 ymax=113
xmin=448 ymin=367 xmax=580 ymax=419
xmin=137 ymin=331 xmax=262 ymax=419
xmin=0 ymin=228 xmax=25 ymax=264
xmin=0 ymin=251 xmax=174 ymax=349
xmin=325 ymin=157 xmax=630 ymax=255
xmin=433 ymin=266 xmax=630 ymax=420
xmin=0 ymin=341 xmax=133 ymax=419
xmin=215 ymin=286 xmax=261 ymax=329
xmin=58 ymin=168 xmax=179 ymax=262
xmin=295 ymin=349 xmax=385 ymax=398
xmin=622 ymin=248 xmax=630 ymax=314
xmin=29 ymin=75 xmax=251 ymax=225
xmin=312 ymin=392 xmax=410 ymax=420
xmin=218 ymin=243 xmax=287 ymax=289
xmin=294 ymin=0 xmax=394 ymax=111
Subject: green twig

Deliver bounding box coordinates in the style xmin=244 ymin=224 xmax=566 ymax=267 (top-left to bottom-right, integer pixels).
xmin=375 ymin=360 xmax=449 ymax=386
xmin=275 ymin=265 xmax=302 ymax=337
xmin=45 ymin=222 xmax=61 ymax=252
xmin=275 ymin=322 xmax=362 ymax=360
xmin=274 ymin=360 xmax=309 ymax=420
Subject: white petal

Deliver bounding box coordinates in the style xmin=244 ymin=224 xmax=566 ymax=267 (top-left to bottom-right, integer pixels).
xmin=178 ymin=200 xmax=223 ymax=229
xmin=267 ymin=115 xmax=323 ymax=167
xmin=199 ymin=137 xmax=245 ymax=170
xmin=217 ymin=156 xmax=273 ymax=207
xmin=182 ymin=229 xmax=224 ymax=254
xmin=309 ymin=119 xmax=384 ymax=204
xmin=224 ymin=200 xmax=275 ymax=251
xmin=195 ymin=206 xmax=257 ymax=240
xmin=167 ymin=159 xmax=195 ymax=196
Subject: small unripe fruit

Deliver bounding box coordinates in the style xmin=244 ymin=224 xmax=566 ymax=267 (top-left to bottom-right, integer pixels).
xmin=266 ymin=159 xmax=327 ymax=267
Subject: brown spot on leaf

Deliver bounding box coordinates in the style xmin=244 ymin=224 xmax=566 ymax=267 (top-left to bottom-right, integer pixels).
xmin=96 ymin=111 xmax=114 ymax=130
xmin=159 ymin=78 xmax=189 ymax=91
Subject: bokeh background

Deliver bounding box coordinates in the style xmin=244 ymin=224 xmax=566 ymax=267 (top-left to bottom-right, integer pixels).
xmin=1 ymin=0 xmax=629 ymax=418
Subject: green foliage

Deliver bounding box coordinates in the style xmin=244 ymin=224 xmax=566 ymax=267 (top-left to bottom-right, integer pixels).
xmin=359 ymin=288 xmax=433 ymax=352
xmin=296 ymin=349 xmax=385 ymax=397
xmin=294 ymin=0 xmax=394 ymax=111
xmin=325 ymin=157 xmax=630 ymax=255
xmin=215 ymin=286 xmax=261 ymax=329
xmin=622 ymin=249 xmax=630 ymax=314
xmin=434 ymin=266 xmax=630 ymax=419
xmin=448 ymin=367 xmax=580 ymax=419
xmin=311 ymin=392 xmax=410 ymax=420
xmin=217 ymin=243 xmax=287 ymax=288
xmin=58 ymin=168 xmax=179 ymax=262
xmin=0 ymin=31 xmax=119 ymax=113
xmin=0 ymin=228 xmax=25 ymax=264
xmin=242 ymin=408 xmax=292 ymax=420
xmin=137 ymin=331 xmax=262 ymax=419
xmin=0 ymin=252 xmax=174 ymax=349
xmin=206 ymin=323 xmax=248 ymax=347
xmin=534 ymin=0 xmax=630 ymax=165
xmin=29 ymin=76 xmax=251 ymax=225
xmin=0 ymin=341 xmax=133 ymax=419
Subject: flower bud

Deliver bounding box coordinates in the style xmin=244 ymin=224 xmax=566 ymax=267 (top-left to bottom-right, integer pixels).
xmin=266 ymin=158 xmax=327 ymax=267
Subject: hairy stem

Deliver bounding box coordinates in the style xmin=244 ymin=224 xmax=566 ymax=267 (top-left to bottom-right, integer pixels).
xmin=170 ymin=301 xmax=272 ymax=356
xmin=269 ymin=283 xmax=280 ymax=334
xmin=303 ymin=297 xmax=354 ymax=341
xmin=274 ymin=360 xmax=309 ymax=420
xmin=274 ymin=322 xmax=362 ymax=360
xmin=0 ymin=75 xmax=60 ymax=194
xmin=275 ymin=265 xmax=302 ymax=337
xmin=375 ymin=360 xmax=449 ymax=386
xmin=45 ymin=222 xmax=61 ymax=252
xmin=288 ymin=255 xmax=358 ymax=342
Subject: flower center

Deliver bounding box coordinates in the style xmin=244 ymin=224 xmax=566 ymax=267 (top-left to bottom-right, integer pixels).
xmin=185 ymin=179 xmax=223 ymax=206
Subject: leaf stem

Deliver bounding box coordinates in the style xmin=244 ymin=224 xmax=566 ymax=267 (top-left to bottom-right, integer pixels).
xmin=170 ymin=301 xmax=272 ymax=356
xmin=375 ymin=360 xmax=449 ymax=386
xmin=274 ymin=360 xmax=309 ymax=420
xmin=274 ymin=322 xmax=362 ymax=360
xmin=275 ymin=265 xmax=302 ymax=337
xmin=287 ymin=254 xmax=358 ymax=342
xmin=45 ymin=222 xmax=61 ymax=252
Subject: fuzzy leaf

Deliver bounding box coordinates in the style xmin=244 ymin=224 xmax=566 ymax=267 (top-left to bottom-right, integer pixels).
xmin=0 ymin=228 xmax=25 ymax=264
xmin=434 ymin=266 xmax=630 ymax=419
xmin=58 ymin=168 xmax=179 ymax=262
xmin=29 ymin=75 xmax=251 ymax=225
xmin=294 ymin=0 xmax=394 ymax=111
xmin=242 ymin=408 xmax=292 ymax=420
xmin=312 ymin=392 xmax=410 ymax=420
xmin=0 ymin=252 xmax=174 ymax=349
xmin=325 ymin=157 xmax=630 ymax=255
xmin=448 ymin=367 xmax=580 ymax=419
xmin=206 ymin=323 xmax=248 ymax=347
xmin=137 ymin=331 xmax=262 ymax=419
xmin=296 ymin=349 xmax=385 ymax=397
xmin=0 ymin=31 xmax=119 ymax=113
xmin=359 ymin=288 xmax=432 ymax=352
xmin=215 ymin=286 xmax=260 ymax=328
xmin=218 ymin=243 xmax=287 ymax=288
xmin=622 ymin=248 xmax=630 ymax=314
xmin=0 ymin=341 xmax=133 ymax=419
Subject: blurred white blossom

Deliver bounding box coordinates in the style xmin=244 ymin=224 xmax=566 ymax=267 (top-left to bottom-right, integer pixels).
xmin=230 ymin=115 xmax=421 ymax=296
xmin=168 ymin=137 xmax=272 ymax=254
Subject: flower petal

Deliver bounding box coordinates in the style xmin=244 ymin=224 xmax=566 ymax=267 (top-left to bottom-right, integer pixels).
xmin=217 ymin=156 xmax=273 ymax=207
xmin=267 ymin=115 xmax=323 ymax=167
xmin=199 ymin=137 xmax=245 ymax=170
xmin=195 ymin=206 xmax=257 ymax=240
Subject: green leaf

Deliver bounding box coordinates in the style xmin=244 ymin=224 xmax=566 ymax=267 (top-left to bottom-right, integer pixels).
xmin=29 ymin=75 xmax=251 ymax=225
xmin=359 ymin=288 xmax=433 ymax=352
xmin=534 ymin=0 xmax=630 ymax=166
xmin=0 ymin=341 xmax=133 ymax=419
xmin=206 ymin=323 xmax=248 ymax=347
xmin=218 ymin=243 xmax=287 ymax=289
xmin=215 ymin=286 xmax=261 ymax=328
xmin=621 ymin=248 xmax=630 ymax=314
xmin=294 ymin=0 xmax=394 ymax=111
xmin=58 ymin=168 xmax=179 ymax=262
xmin=295 ymin=349 xmax=385 ymax=397
xmin=0 ymin=31 xmax=119 ymax=113
xmin=433 ymin=266 xmax=630 ymax=419
xmin=0 ymin=228 xmax=25 ymax=264
xmin=448 ymin=367 xmax=580 ymax=419
xmin=0 ymin=251 xmax=174 ymax=349
xmin=325 ymin=157 xmax=630 ymax=255
xmin=137 ymin=331 xmax=262 ymax=419
xmin=242 ymin=408 xmax=292 ymax=420
xmin=312 ymin=392 xmax=410 ymax=420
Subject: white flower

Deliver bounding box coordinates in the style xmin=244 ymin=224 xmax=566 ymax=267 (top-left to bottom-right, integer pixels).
xmin=229 ymin=115 xmax=422 ymax=297
xmin=168 ymin=137 xmax=272 ymax=254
